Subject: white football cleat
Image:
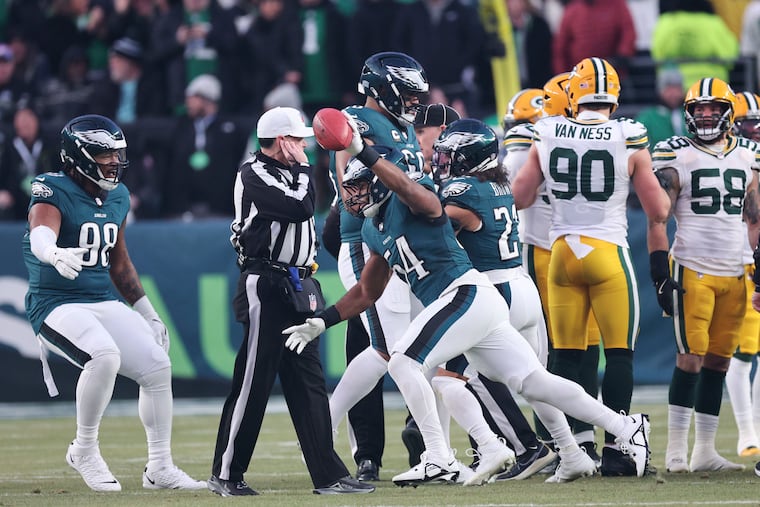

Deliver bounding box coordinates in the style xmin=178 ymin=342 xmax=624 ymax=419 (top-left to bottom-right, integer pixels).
xmin=392 ymin=452 xmax=459 ymax=487
xmin=545 ymin=447 xmax=596 ymax=483
xmin=615 ymin=413 xmax=651 ymax=477
xmin=463 ymin=438 xmax=515 ymax=486
xmin=66 ymin=441 xmax=121 ymax=492
xmin=689 ymin=449 xmax=745 ymax=472
xmin=143 ymin=463 xmax=207 ymax=489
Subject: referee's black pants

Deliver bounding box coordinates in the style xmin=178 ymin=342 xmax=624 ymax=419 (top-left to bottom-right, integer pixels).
xmin=211 ymin=269 xmax=349 ymax=487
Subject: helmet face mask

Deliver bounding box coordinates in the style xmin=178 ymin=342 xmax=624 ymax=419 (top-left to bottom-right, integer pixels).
xmin=432 ymin=119 xmax=498 ymax=185
xmin=543 ymin=72 xmax=572 ymax=117
xmin=342 ymin=146 xmax=407 ymax=218
xmin=60 ymin=114 xmax=128 ymax=191
xmin=734 ymin=118 xmax=760 ymax=142
xmin=358 ymin=52 xmax=429 ymax=126
xmin=684 ymin=78 xmax=735 ymax=143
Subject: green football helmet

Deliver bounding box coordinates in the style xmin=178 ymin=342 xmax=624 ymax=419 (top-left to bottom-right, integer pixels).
xmin=60 ymin=114 xmax=128 ymax=191
xmin=358 ymin=52 xmax=429 ymax=126
xmin=432 ymin=119 xmax=498 ymax=184
xmin=343 ymin=145 xmax=409 ymax=218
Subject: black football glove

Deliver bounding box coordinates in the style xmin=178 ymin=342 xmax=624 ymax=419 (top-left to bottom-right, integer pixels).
xmin=650 ymin=250 xmax=685 ymax=317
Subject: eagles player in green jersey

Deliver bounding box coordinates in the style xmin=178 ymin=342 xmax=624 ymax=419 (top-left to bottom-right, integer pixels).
xmin=327 ymin=52 xmax=427 ymax=480
xmin=22 ymin=115 xmax=205 ymax=493
xmin=284 ymin=115 xmax=653 ymax=487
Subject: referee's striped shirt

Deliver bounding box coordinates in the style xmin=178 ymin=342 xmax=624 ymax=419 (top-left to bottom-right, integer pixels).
xmin=231 ymin=151 xmax=317 ymax=267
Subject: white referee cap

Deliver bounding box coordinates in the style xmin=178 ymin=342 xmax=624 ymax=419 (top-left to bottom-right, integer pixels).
xmin=257 ymin=107 xmax=314 ymax=138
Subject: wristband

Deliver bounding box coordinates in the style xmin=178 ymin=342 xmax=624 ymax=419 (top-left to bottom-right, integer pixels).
xmin=355 ymin=144 xmax=381 ymax=168
xmin=317 ymin=305 xmax=342 ymax=328
xmin=649 ymin=250 xmax=670 ymax=282
xmin=133 ymin=295 xmax=158 ymax=319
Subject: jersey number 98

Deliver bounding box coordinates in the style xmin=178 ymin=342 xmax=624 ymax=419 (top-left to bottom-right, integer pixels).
xmin=78 ymin=222 xmax=118 ymax=267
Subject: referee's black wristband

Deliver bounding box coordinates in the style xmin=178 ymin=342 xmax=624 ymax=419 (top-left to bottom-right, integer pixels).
xmin=317 ymin=305 xmax=342 ymax=329
xmin=355 ymin=144 xmax=381 ymax=168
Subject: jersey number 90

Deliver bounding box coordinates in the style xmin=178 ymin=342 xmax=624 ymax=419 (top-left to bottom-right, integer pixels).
xmin=549 ymin=147 xmax=614 ymax=201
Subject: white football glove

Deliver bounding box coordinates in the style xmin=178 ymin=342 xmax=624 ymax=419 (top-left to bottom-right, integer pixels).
xmin=43 ymin=246 xmax=88 ymax=280
xmin=282 ymin=318 xmax=326 ymax=354
xmin=134 ymin=295 xmax=170 ymax=352
xmin=341 ymin=111 xmax=365 ymax=156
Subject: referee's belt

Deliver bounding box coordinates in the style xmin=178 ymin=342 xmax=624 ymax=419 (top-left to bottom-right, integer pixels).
xmin=238 ymin=256 xmax=312 ymax=279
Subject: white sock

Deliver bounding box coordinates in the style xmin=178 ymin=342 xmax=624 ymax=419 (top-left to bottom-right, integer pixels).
xmin=693 ymin=412 xmax=719 ymax=453
xmin=75 ymin=353 xmax=120 ymax=449
xmin=388 ymin=354 xmax=448 ymax=460
xmin=574 ymin=429 xmax=595 ymax=446
xmin=432 ymin=376 xmax=496 ymax=446
xmin=532 ymin=401 xmax=576 ymax=450
xmin=137 ymin=367 xmax=173 ymax=467
xmin=466 ymin=375 xmax=526 ymax=455
xmin=329 ymin=348 xmax=388 ymax=432
xmin=520 ymin=368 xmax=624 ymax=438
xmin=726 ymin=357 xmax=757 ymax=447
xmin=752 ymin=358 xmax=760 ymax=432
xmin=667 ymin=404 xmax=693 ymax=458
xmin=436 ymin=388 xmax=452 ymax=446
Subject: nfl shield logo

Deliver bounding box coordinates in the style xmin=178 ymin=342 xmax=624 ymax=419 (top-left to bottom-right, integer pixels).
xmin=309 ymin=293 xmax=317 ymax=312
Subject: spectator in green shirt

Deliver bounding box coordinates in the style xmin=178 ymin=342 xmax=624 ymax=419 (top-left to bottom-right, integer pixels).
xmin=635 ymin=66 xmax=687 ymax=150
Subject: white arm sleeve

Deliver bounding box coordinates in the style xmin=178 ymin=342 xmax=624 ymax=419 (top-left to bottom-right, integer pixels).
xmin=29 ymin=226 xmax=57 ymax=264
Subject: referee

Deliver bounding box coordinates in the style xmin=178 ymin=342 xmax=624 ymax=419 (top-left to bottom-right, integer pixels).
xmin=208 ymin=107 xmax=374 ymax=497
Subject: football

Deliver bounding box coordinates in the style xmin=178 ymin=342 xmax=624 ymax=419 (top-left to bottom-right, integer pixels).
xmin=312 ymin=108 xmax=353 ymax=151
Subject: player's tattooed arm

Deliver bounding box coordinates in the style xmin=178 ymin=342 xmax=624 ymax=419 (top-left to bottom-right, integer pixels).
xmin=109 ymin=221 xmax=146 ymax=305
xmin=745 ymin=171 xmax=760 ymax=249
xmin=654 ymin=168 xmax=679 ymax=218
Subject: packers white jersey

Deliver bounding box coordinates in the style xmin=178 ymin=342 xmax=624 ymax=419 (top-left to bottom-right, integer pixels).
xmin=533 ymin=111 xmax=648 ymax=247
xmin=652 ymin=135 xmax=760 ymax=276
xmin=503 ymin=122 xmax=552 ymax=249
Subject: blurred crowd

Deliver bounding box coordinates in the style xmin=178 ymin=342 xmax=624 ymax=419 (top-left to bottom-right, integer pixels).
xmin=0 ymin=0 xmax=757 ymax=221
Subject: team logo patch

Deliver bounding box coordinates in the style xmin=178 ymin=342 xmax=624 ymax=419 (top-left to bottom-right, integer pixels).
xmin=354 ymin=117 xmax=370 ymax=134
xmin=441 ymin=181 xmax=471 ymax=198
xmin=530 ymin=96 xmax=544 ymax=109
xmin=31 ymin=181 xmax=53 ymax=198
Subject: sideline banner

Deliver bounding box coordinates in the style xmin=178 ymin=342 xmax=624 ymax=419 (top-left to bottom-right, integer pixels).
xmin=479 ymin=0 xmax=520 ymax=120
xmin=0 ymin=213 xmax=674 ymax=401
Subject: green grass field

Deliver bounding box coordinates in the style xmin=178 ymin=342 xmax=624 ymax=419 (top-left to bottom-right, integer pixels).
xmin=2 ymin=399 xmax=760 ymax=507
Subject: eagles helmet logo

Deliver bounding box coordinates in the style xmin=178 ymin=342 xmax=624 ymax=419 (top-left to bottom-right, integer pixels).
xmin=386 ymin=65 xmax=427 ymax=91
xmin=31 ymin=181 xmax=53 ymax=198
xmin=441 ymin=181 xmax=472 ymax=198
xmin=75 ymin=128 xmax=126 ymax=150
xmin=439 ymin=132 xmax=488 ymax=149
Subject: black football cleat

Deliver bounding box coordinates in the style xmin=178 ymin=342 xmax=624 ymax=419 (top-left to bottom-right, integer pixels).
xmin=207 ymin=475 xmax=259 ymax=496
xmin=356 ymin=459 xmax=380 ymax=481
xmin=313 ymin=475 xmax=376 ymax=494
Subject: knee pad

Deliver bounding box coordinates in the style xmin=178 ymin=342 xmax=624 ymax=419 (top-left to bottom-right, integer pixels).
xmin=135 ymin=366 xmax=172 ymax=392
xmin=431 ymin=375 xmax=466 ymax=398
xmin=85 ymin=350 xmax=121 ymax=377
xmin=387 ymin=354 xmax=424 ymax=385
